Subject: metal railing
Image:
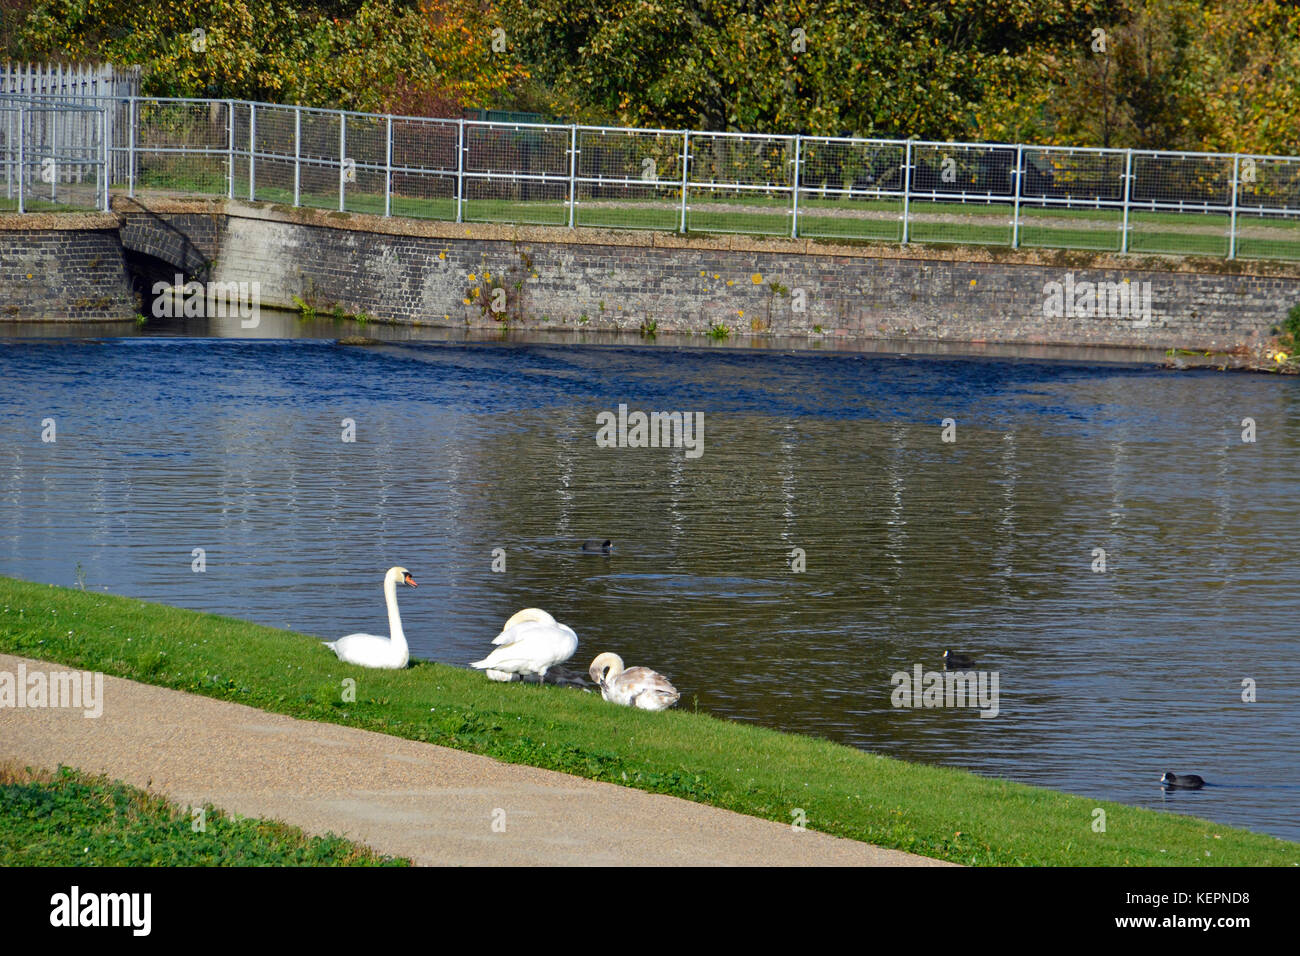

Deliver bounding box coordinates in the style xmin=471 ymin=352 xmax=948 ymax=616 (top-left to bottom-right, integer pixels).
xmin=1 ymin=100 xmax=109 ymax=213
xmin=5 ymin=93 xmax=1300 ymax=260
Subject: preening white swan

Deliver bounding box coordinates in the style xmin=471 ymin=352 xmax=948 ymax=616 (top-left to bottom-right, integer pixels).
xmin=322 ymin=567 xmax=416 ymax=669
xmin=480 ymin=608 xmax=555 ymax=681
xmin=492 ymin=608 xmax=556 ymax=645
xmin=472 ymin=608 xmax=577 ymax=683
xmin=589 ymin=652 xmax=680 ymax=711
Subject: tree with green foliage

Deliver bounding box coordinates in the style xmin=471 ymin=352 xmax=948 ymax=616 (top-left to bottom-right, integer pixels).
xmin=987 ymin=0 xmax=1300 ymax=153
xmin=7 ymin=0 xmax=524 ymax=114
xmin=498 ymin=0 xmax=1119 ymax=137
xmin=5 ymin=0 xmax=1299 ymax=153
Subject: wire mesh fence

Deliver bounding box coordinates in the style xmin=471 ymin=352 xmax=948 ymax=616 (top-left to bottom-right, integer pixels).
xmin=4 ymin=93 xmax=1300 ymax=261
xmin=0 ymin=101 xmax=107 ymax=212
xmin=1018 ymin=146 xmax=1127 ymax=252
xmin=685 ymin=131 xmax=795 ymax=236
xmin=904 ymin=142 xmax=1016 ymax=247
xmin=575 ymin=127 xmax=684 ymax=231
xmin=390 ymin=116 xmax=458 ymax=220
xmin=462 ymin=121 xmax=572 ymax=226
xmin=797 ymin=137 xmax=906 ymax=242
xmin=133 ymin=99 xmax=229 ymax=198
xmin=1235 ymin=155 xmax=1300 ymax=261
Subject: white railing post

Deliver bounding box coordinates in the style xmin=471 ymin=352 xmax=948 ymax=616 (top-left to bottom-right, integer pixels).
xmin=293 ymin=106 xmax=300 ymax=207
xmin=455 ymin=119 xmax=464 ymax=223
xmin=568 ymin=123 xmax=578 ymax=228
xmin=1228 ymin=154 xmax=1240 ymax=260
xmin=384 ymin=114 xmax=392 ymax=217
xmin=901 ymin=140 xmax=912 ymax=244
xmin=100 ymin=94 xmax=112 ymax=194
xmin=101 ymin=106 xmax=109 ymax=210
xmin=4 ymin=108 xmax=11 ymax=205
xmin=790 ymin=134 xmax=801 ymax=238
xmin=248 ymin=102 xmax=256 ymax=201
xmin=338 ymin=112 xmax=347 ymax=212
xmin=127 ymin=95 xmax=135 ymax=198
xmin=679 ymin=130 xmax=689 ymax=233
xmin=1120 ymin=149 xmax=1132 ymax=253
xmin=16 ymin=106 xmax=23 ymax=214
xmin=49 ymin=106 xmax=57 ymax=202
xmin=1011 ymin=144 xmax=1023 ymax=248
xmin=227 ymin=99 xmax=235 ymax=200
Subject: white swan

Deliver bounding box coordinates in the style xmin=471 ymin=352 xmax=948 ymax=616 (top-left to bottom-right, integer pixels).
xmin=589 ymin=652 xmax=680 ymax=711
xmin=481 ymin=608 xmax=555 ymax=681
xmin=472 ymin=609 xmax=577 ymax=683
xmin=322 ymin=567 xmax=416 ymax=669
xmin=492 ymin=608 xmax=556 ymax=645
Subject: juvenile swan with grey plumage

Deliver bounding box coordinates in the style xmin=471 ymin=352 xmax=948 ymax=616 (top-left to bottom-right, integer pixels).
xmin=589 ymin=652 xmax=680 ymax=711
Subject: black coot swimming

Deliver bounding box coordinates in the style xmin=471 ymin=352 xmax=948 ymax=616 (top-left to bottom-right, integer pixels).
xmin=943 ymin=650 xmax=976 ymax=670
xmin=1160 ymin=772 xmax=1206 ymax=790
xmin=582 ymin=539 xmax=613 ymax=553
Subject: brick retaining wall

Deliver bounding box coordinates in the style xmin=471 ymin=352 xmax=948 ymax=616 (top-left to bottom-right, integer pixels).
xmin=0 ymin=213 xmax=133 ymax=321
xmin=6 ymin=197 xmax=1300 ymax=347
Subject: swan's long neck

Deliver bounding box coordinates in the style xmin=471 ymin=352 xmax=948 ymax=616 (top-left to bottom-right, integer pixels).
xmin=384 ymin=575 xmax=407 ymax=650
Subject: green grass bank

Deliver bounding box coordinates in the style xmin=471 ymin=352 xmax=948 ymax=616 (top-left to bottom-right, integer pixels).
xmin=0 ymin=763 xmax=408 ymax=866
xmin=2 ymin=575 xmax=1296 ymax=866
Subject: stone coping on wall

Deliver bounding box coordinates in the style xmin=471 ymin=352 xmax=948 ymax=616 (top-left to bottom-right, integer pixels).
xmin=108 ymin=193 xmax=1300 ymax=281
xmin=0 ymin=212 xmax=121 ymax=231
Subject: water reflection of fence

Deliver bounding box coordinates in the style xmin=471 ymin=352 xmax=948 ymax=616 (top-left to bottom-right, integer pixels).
xmin=0 ymin=101 xmax=108 ymax=213
xmin=5 ymin=92 xmax=1300 ymax=260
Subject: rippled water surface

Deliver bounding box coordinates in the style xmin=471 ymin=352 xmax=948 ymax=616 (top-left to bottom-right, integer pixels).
xmin=2 ymin=334 xmax=1297 ymax=841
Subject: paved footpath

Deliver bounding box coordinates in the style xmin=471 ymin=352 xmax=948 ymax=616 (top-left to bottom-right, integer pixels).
xmin=0 ymin=653 xmax=952 ymax=866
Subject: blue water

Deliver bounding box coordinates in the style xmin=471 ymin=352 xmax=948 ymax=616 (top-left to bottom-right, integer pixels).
xmin=1 ymin=335 xmax=1297 ymax=843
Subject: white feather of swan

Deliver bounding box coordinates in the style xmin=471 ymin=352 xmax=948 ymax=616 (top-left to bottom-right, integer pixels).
xmin=322 ymin=567 xmax=414 ymax=669
xmin=472 ymin=619 xmax=577 ymax=680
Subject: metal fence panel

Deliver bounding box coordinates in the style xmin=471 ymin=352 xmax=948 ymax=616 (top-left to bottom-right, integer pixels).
xmin=905 ymin=142 xmax=1016 ymax=246
xmin=1233 ymin=155 xmax=1300 ymax=261
xmin=4 ymin=92 xmax=1300 ymax=262
xmin=462 ymin=121 xmax=571 ymax=225
xmin=685 ymin=131 xmax=794 ymax=236
xmin=0 ymin=102 xmax=107 ymax=212
xmin=575 ymin=126 xmax=684 ymax=231
xmin=797 ymin=137 xmax=906 ymax=242
xmin=1018 ymin=146 xmax=1127 ymax=251
xmin=1126 ymin=151 xmax=1235 ymax=256
xmin=133 ymin=98 xmax=228 ymax=197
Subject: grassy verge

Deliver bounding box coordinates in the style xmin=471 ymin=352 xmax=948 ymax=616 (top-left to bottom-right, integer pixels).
xmin=126 ymin=171 xmax=1300 ymax=261
xmin=0 ymin=762 xmax=407 ymax=866
xmin=1 ymin=575 xmax=1296 ymax=866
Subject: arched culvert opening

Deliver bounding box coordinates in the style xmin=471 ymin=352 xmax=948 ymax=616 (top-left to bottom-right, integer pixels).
xmin=123 ymin=248 xmax=196 ymax=317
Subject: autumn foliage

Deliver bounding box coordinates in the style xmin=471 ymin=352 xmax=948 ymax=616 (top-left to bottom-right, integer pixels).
xmin=7 ymin=0 xmax=525 ymax=116
xmin=4 ymin=0 xmax=1299 ymax=153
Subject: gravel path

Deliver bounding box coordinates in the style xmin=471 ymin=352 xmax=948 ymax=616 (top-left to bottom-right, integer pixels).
xmin=0 ymin=653 xmax=951 ymax=866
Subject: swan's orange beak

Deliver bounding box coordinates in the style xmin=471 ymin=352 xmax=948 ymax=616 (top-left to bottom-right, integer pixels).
xmin=404 ymin=573 xmax=417 ymax=587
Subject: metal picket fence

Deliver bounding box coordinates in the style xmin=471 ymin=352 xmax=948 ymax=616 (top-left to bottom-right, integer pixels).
xmin=5 ymin=92 xmax=1300 ymax=260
